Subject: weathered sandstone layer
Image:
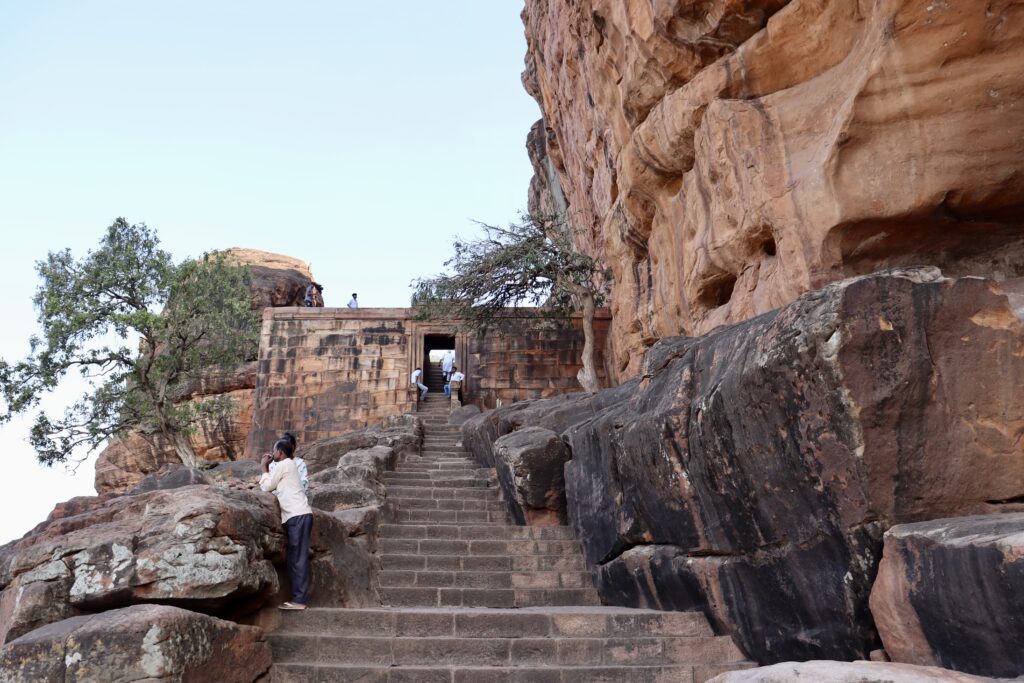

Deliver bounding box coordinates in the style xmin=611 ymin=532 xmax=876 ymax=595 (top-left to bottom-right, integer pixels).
xmin=462 ymin=269 xmax=1024 ymax=665
xmin=523 ymin=0 xmax=1024 ymax=382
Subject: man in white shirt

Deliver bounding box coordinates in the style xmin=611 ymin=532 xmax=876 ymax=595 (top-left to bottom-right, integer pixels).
xmin=440 ymin=349 xmax=455 ymax=381
xmin=411 ymin=367 xmax=428 ymax=400
xmin=347 ymin=293 xmax=358 ymax=308
xmin=260 ymin=438 xmax=313 ymax=610
xmin=445 ymin=366 xmax=465 ymax=399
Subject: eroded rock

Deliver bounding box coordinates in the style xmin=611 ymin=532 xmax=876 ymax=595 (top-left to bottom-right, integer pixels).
xmin=462 ymin=269 xmax=1024 ymax=664
xmin=0 ymin=604 xmax=271 ymax=682
xmin=870 ymin=514 xmax=1024 ymax=679
xmin=523 ymin=0 xmax=1024 ymax=383
xmin=493 ymin=427 xmax=571 ymax=525
xmin=0 ymin=486 xmax=283 ymax=645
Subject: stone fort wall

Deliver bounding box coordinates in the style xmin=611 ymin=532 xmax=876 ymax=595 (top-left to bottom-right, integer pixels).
xmin=245 ymin=307 xmax=609 ymax=456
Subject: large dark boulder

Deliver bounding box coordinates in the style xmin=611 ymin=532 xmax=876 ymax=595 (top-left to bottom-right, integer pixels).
xmin=493 ymin=427 xmax=572 ymax=525
xmin=0 ymin=604 xmax=271 ymax=682
xmin=870 ymin=514 xmax=1024 ymax=678
xmin=707 ymin=661 xmax=992 ymax=683
xmin=461 ymin=269 xmax=1024 ymax=664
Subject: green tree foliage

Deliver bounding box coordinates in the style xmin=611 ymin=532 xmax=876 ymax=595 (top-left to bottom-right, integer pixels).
xmin=0 ymin=219 xmax=260 ymax=466
xmin=412 ymin=213 xmax=609 ymax=392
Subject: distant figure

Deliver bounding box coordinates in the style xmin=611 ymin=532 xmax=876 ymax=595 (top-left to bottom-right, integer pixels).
xmin=411 ymin=367 xmax=428 ymax=400
xmin=304 ymin=282 xmax=324 ymax=307
xmin=440 ymin=349 xmax=455 ymax=381
xmin=268 ymin=432 xmax=308 ymax=495
xmin=445 ymin=366 xmax=465 ymax=400
xmin=259 ymin=437 xmax=312 ymax=610
xmin=347 ymin=293 xmax=358 ymax=309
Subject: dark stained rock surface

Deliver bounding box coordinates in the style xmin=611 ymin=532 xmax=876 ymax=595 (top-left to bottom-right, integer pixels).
xmin=0 ymin=486 xmax=284 ymax=645
xmin=128 ymin=466 xmax=212 ymax=494
xmin=0 ymin=604 xmax=271 ymax=682
xmin=493 ymin=427 xmax=572 ymax=525
xmin=870 ymin=514 xmax=1024 ymax=678
xmin=707 ymin=660 xmax=995 ymax=683
xmin=447 ymin=404 xmax=481 ymax=426
xmin=461 ymin=269 xmax=1024 ymax=664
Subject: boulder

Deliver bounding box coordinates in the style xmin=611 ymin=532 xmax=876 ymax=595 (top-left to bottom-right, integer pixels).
xmin=462 ymin=269 xmax=1024 ymax=664
xmin=492 ymin=427 xmax=571 ymax=525
xmin=870 ymin=514 xmax=1024 ymax=679
xmin=0 ymin=604 xmax=271 ymax=682
xmin=448 ymin=404 xmax=481 ymax=426
xmin=207 ymin=459 xmax=264 ymax=488
xmin=298 ymin=420 xmax=421 ymax=476
xmin=522 ymin=0 xmax=1024 ymax=384
xmin=0 ymin=486 xmax=283 ymax=645
xmin=707 ymin=660 xmax=993 ymax=683
xmin=224 ymin=247 xmax=314 ymax=309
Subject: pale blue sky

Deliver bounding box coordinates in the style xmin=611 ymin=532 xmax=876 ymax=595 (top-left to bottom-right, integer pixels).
xmin=0 ymin=2 xmax=540 ymax=543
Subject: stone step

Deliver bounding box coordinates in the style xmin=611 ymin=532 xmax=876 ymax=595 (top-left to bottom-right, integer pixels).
xmin=382 ymin=478 xmax=494 ymax=489
xmin=388 ymin=510 xmax=508 ymax=525
xmin=381 ymin=554 xmax=587 ymax=572
xmin=271 ymin=633 xmax=743 ymax=666
xmin=385 ymin=470 xmax=491 ymax=480
xmin=395 ymin=465 xmax=480 ymax=473
xmin=387 ymin=486 xmax=500 ymax=500
xmin=379 ymin=538 xmax=582 ymax=557
xmin=271 ymin=663 xmax=753 ymax=682
xmin=272 ymin=607 xmax=715 ymax=638
xmin=380 ymin=586 xmax=601 ymax=608
xmin=387 ymin=497 xmax=506 ymax=511
xmin=380 ymin=524 xmax=575 ymax=541
xmin=379 ymin=569 xmax=593 ymax=590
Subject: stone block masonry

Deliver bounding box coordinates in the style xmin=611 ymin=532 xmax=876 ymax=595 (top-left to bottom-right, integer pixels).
xmin=246 ymin=306 xmax=609 ymax=458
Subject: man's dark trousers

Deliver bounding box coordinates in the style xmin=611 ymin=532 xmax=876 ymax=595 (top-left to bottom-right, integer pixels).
xmin=285 ymin=513 xmax=313 ymax=604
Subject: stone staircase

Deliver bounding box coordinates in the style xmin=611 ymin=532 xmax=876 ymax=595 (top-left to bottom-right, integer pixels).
xmin=269 ymin=396 xmax=755 ymax=681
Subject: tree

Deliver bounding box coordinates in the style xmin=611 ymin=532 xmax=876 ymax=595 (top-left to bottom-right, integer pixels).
xmin=412 ymin=213 xmax=609 ymax=393
xmin=0 ymin=219 xmax=260 ymax=467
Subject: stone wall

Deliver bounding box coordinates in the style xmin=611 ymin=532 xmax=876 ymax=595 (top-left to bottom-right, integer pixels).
xmin=246 ymin=307 xmax=609 ymax=457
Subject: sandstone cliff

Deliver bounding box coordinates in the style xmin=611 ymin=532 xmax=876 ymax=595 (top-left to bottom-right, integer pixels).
xmin=522 ymin=0 xmax=1024 ymax=382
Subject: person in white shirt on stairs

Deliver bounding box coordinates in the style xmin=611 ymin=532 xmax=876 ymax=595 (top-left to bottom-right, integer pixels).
xmin=260 ymin=437 xmax=313 ymax=610
xmin=444 ymin=366 xmax=465 ymax=400
xmin=411 ymin=367 xmax=428 ymax=400
xmin=440 ymin=349 xmax=455 ymax=381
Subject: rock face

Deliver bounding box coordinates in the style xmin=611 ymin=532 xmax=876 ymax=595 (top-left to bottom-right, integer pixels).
xmin=224 ymin=247 xmax=314 ymax=309
xmin=522 ymin=0 xmax=1024 ymax=383
xmin=870 ymin=514 xmax=1024 ymax=679
xmin=492 ymin=427 xmax=572 ymax=525
xmin=0 ymin=604 xmax=271 ymax=682
xmin=462 ymin=270 xmax=1024 ymax=664
xmin=0 ymin=486 xmax=284 ymax=645
xmin=707 ymin=660 xmax=994 ymax=683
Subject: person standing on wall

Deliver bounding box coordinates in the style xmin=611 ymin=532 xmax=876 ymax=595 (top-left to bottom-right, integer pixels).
xmin=444 ymin=365 xmax=465 ymax=401
xmin=411 ymin=367 xmax=428 ymax=400
xmin=440 ymin=348 xmax=455 ymax=382
xmin=348 ymin=293 xmax=358 ymax=308
xmin=260 ymin=438 xmax=313 ymax=610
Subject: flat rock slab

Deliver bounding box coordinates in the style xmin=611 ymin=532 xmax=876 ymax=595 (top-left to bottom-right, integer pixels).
xmin=707 ymin=660 xmax=997 ymax=682
xmin=0 ymin=604 xmax=271 ymax=682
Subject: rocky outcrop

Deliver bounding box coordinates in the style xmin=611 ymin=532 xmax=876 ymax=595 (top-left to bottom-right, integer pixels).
xmin=707 ymin=660 xmax=994 ymax=683
xmin=296 ymin=415 xmax=422 ymax=476
xmin=523 ymin=0 xmax=1024 ymax=383
xmin=870 ymin=514 xmax=1024 ymax=679
xmin=0 ymin=604 xmax=271 ymax=682
xmin=462 ymin=269 xmax=1024 ymax=664
xmin=492 ymin=427 xmax=572 ymax=525
xmin=0 ymin=486 xmax=283 ymax=645
xmin=224 ymin=247 xmax=313 ymax=309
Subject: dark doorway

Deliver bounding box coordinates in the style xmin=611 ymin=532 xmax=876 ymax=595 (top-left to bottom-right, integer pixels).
xmin=423 ymin=334 xmax=456 ymax=394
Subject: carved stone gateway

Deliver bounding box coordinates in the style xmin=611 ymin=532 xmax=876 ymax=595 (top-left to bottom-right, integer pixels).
xmin=245 ymin=306 xmax=609 ymax=457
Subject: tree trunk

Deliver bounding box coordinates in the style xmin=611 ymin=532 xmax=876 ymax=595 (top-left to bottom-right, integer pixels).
xmin=577 ymin=292 xmax=602 ymax=393
xmin=166 ymin=426 xmax=201 ymax=469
